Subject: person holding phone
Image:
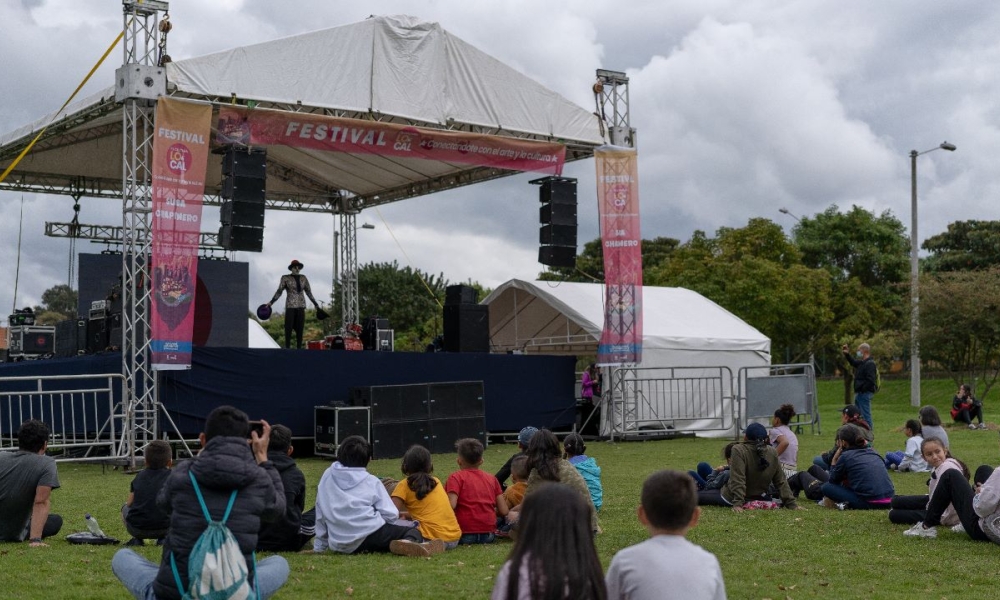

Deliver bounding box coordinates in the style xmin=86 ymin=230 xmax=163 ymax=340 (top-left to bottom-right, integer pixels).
xmin=842 ymin=343 xmax=878 ymax=429
xmin=951 ymin=384 xmax=986 ymax=430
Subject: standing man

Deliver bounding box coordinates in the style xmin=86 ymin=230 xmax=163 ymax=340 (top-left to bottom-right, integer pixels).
xmin=842 ymin=343 xmax=877 ymax=429
xmin=0 ymin=419 xmax=62 ymax=546
xmin=268 ymin=259 xmax=321 ymax=349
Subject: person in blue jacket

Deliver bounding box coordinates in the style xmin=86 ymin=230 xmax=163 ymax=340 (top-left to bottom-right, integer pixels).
xmin=821 ymin=424 xmax=895 ymax=510
xmin=563 ymin=433 xmax=602 ymax=511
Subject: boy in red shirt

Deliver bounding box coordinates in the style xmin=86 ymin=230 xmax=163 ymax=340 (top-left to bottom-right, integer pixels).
xmin=446 ymin=438 xmax=508 ymax=544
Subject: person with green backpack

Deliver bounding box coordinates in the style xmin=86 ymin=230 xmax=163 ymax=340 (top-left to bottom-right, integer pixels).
xmin=112 ymin=406 xmax=289 ymax=599
xmin=843 ymin=342 xmax=879 ymax=429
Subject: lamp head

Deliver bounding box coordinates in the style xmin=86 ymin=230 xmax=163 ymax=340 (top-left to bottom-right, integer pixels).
xmin=779 ymin=208 xmax=790 ymax=215
xmin=940 ymin=142 xmax=957 ymax=151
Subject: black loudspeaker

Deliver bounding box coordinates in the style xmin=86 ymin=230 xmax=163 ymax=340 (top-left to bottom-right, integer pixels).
xmin=540 ymin=178 xmax=577 ymax=205
xmin=445 ymin=284 xmax=477 ymax=306
xmin=55 ymin=319 xmax=78 ymax=358
xmin=108 ymin=312 xmax=123 ymax=351
xmin=428 ymin=381 xmax=485 ymax=419
xmin=219 ymin=224 xmax=264 ymax=252
xmin=75 ymin=319 xmax=88 ymax=355
xmin=372 ymin=421 xmax=432 ymax=459
xmin=314 ymin=406 xmax=371 ymax=458
xmin=86 ymin=317 xmax=108 ymax=354
xmin=220 ymin=200 xmax=265 ymax=228
xmin=540 ymin=224 xmax=577 ymax=246
xmin=428 ymin=417 xmax=487 ymax=455
xmin=538 ymin=246 xmax=576 ymax=268
xmin=443 ymin=304 xmax=489 ymax=353
xmin=539 ymin=202 xmax=577 ymax=226
xmin=369 ymin=384 xmax=430 ymax=423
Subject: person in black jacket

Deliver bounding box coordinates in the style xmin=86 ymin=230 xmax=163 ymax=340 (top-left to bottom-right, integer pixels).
xmin=843 ymin=342 xmax=878 ymax=429
xmin=257 ymin=424 xmax=315 ymax=552
xmin=111 ymin=406 xmax=289 ymax=600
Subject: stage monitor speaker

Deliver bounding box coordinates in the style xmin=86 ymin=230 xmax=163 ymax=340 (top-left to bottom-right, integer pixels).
xmin=540 ymin=178 xmax=577 ymax=205
xmin=314 ymin=406 xmax=371 ymax=458
xmin=428 ymin=417 xmax=487 ymax=455
xmin=539 ymin=245 xmax=576 ymax=268
xmin=369 ymin=384 xmax=430 ymax=423
xmin=428 ymin=381 xmax=485 ymax=419
xmin=55 ymin=319 xmax=78 ymax=358
xmin=445 ymin=284 xmax=478 ymax=306
xmin=539 ymin=224 xmax=577 ymax=246
xmin=219 ymin=224 xmax=264 ymax=252
xmin=539 ymin=202 xmax=577 ymax=227
xmin=220 ymin=200 xmax=265 ymax=228
xmin=372 ymin=420 xmax=432 ymax=459
xmin=443 ymin=304 xmax=489 ymax=353
xmin=86 ymin=317 xmax=108 ymax=354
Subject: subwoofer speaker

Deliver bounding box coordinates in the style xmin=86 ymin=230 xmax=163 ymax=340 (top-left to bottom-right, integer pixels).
xmin=443 ymin=304 xmax=489 ymax=353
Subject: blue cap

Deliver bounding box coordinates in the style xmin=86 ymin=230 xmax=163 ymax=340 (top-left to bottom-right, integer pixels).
xmin=744 ymin=422 xmax=768 ymax=441
xmin=518 ymin=426 xmax=539 ymax=447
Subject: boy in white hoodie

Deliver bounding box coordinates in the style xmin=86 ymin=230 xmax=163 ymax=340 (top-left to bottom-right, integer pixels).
xmin=313 ymin=436 xmax=445 ymax=557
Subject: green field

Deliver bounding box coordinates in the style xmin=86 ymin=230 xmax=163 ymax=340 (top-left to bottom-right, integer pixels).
xmin=3 ymin=376 xmax=1000 ymax=599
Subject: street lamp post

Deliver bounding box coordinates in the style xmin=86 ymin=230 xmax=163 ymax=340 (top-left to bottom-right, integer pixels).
xmin=778 ymin=207 xmax=801 ymax=223
xmin=910 ymin=141 xmax=956 ymax=407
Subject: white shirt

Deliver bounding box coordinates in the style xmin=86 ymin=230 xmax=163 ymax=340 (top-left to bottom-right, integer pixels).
xmin=606 ymin=534 xmax=727 ymax=600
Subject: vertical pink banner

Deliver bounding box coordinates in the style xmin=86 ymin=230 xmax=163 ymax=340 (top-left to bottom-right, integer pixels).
xmin=150 ymin=98 xmax=212 ymax=370
xmin=595 ymin=146 xmax=643 ymax=365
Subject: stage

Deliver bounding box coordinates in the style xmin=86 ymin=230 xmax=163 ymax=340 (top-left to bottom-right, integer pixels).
xmin=0 ymin=348 xmax=577 ymax=443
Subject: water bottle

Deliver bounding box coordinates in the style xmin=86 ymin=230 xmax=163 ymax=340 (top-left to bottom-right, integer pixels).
xmin=85 ymin=513 xmax=106 ymax=537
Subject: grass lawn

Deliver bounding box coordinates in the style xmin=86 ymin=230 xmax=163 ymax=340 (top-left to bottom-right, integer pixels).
xmin=3 ymin=376 xmax=1000 ymax=599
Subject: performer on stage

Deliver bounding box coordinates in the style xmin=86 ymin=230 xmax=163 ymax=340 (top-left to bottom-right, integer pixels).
xmin=268 ymin=260 xmax=320 ymax=349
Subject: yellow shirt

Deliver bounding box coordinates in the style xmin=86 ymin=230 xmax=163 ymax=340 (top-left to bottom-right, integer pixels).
xmin=392 ymin=476 xmax=462 ymax=543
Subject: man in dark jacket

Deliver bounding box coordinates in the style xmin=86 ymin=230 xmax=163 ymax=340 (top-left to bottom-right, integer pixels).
xmin=843 ymin=342 xmax=878 ymax=428
xmin=257 ymin=424 xmax=315 ymax=552
xmin=111 ymin=406 xmax=289 ymax=600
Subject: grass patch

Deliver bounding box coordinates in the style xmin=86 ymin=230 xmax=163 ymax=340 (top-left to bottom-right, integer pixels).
xmin=3 ymin=377 xmax=1000 ymax=599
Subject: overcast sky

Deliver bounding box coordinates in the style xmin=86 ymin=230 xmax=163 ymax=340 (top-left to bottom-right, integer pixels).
xmin=1 ymin=1 xmax=994 ymax=322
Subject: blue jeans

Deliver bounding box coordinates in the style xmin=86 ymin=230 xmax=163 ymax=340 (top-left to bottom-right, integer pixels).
xmin=688 ymin=462 xmax=714 ymax=488
xmin=855 ymin=392 xmax=874 ymax=429
xmin=820 ymin=482 xmax=889 ymax=510
xmin=112 ymin=548 xmax=289 ymax=599
xmin=884 ymin=451 xmax=904 ymax=469
xmin=459 ymin=532 xmax=496 ymax=545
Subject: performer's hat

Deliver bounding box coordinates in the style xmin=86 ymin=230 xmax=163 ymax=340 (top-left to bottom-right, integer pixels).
xmin=288 ymin=259 xmax=304 ymax=271
xmin=256 ymin=304 xmax=272 ymax=321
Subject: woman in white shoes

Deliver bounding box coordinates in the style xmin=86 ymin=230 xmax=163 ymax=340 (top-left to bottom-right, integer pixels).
xmin=951 ymin=384 xmax=986 ymax=430
xmin=893 ymin=437 xmax=968 ymax=529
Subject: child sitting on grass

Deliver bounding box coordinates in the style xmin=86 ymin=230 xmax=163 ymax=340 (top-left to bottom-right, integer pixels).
xmin=447 ymin=438 xmax=508 ymax=544
xmin=891 ymin=436 xmax=969 ymax=528
xmin=313 ymin=435 xmax=444 ymax=557
xmin=121 ymin=439 xmax=172 ymax=546
xmin=496 ymin=455 xmax=529 ymax=537
xmin=390 ymin=444 xmax=461 ymax=550
xmin=605 ymin=470 xmax=727 ymax=600
xmin=563 ymin=433 xmax=603 ymax=511
xmin=884 ymin=419 xmax=930 ymax=472
xmin=688 ymin=442 xmax=736 ymax=491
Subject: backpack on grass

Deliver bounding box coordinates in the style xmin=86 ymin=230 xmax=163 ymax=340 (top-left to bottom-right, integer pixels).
xmin=170 ymin=471 xmax=258 ymax=600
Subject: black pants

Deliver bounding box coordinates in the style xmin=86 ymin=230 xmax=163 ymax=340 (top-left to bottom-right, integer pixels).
xmin=26 ymin=514 xmax=62 ymax=539
xmin=924 ymin=468 xmax=993 ymax=540
xmin=351 ymin=522 xmax=423 ymax=554
xmin=284 ymin=307 xmax=305 ymax=348
xmin=888 ymin=494 xmax=928 ymax=524
xmin=787 ymin=465 xmax=829 ymax=501
xmin=954 ymin=404 xmax=985 ymax=425
xmin=578 ymin=398 xmax=602 ymax=436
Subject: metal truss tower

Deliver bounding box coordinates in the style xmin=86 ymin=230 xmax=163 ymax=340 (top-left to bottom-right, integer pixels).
xmin=338 ymin=205 xmax=360 ymax=329
xmin=594 ymin=69 xmax=635 ymax=148
xmin=116 ymin=0 xmax=170 ymax=465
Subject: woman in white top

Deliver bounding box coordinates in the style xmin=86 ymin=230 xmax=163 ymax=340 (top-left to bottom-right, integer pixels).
xmin=769 ymin=404 xmax=799 ymax=479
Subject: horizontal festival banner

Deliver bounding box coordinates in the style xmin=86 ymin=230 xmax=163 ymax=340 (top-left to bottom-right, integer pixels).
xmin=216 ymin=106 xmax=566 ymax=174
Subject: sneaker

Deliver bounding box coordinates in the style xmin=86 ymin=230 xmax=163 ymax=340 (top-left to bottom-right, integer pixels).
xmin=903 ymin=522 xmax=937 ymax=538
xmin=124 ymin=537 xmax=144 ymax=547
xmin=979 ymin=423 xmax=988 ymax=429
xmin=822 ymin=497 xmax=837 ymax=509
xmin=951 ymin=523 xmax=966 ymax=533
xmin=969 ymin=424 xmax=977 ymax=430
xmin=389 ymin=539 xmax=446 ymax=557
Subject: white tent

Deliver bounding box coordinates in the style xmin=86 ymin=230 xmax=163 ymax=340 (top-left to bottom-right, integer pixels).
xmin=248 ymin=319 xmax=280 ymax=349
xmin=483 ymin=280 xmax=771 ymax=436
xmin=0 ymin=15 xmax=603 ymax=210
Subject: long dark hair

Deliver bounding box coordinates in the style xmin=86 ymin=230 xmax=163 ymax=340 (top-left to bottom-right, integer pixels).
xmin=921 ymin=437 xmax=971 ymax=479
xmin=527 ymin=429 xmax=562 ymax=482
xmin=400 ymin=445 xmax=437 ymax=500
xmin=503 ymin=483 xmax=606 ymax=600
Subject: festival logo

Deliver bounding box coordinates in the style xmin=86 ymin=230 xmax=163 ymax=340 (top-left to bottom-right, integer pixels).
xmin=610 ymin=183 xmax=629 ymax=209
xmin=393 ymin=130 xmax=417 ymax=152
xmin=167 ymin=144 xmax=192 ymax=176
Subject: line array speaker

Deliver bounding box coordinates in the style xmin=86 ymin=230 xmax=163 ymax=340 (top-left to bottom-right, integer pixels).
xmin=443 ymin=304 xmax=489 ymax=353
xmin=219 ymin=147 xmax=267 ymax=252
xmin=536 ymin=177 xmax=577 ymax=268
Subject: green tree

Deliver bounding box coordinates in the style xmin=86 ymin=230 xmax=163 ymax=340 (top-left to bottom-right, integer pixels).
xmin=918 ymin=269 xmax=1000 ymax=398
xmin=923 ymin=220 xmax=1000 ymax=272
xmin=33 ymin=284 xmax=79 ymax=324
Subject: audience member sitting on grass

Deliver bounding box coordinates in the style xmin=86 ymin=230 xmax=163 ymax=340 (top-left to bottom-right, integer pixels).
xmin=496 ymin=455 xmax=529 ymax=536
xmin=447 ymin=438 xmax=508 ymax=545
xmin=111 ymin=406 xmax=289 ymax=600
xmin=509 ymin=429 xmax=598 ymax=533
xmin=391 ymin=444 xmax=462 ymax=549
xmin=820 ymin=424 xmax=894 ymax=510
xmin=606 ymin=470 xmax=727 ymax=600
xmin=697 ymin=422 xmax=798 ymax=511
xmin=563 ymin=432 xmax=603 ymax=511
xmin=121 ymin=439 xmax=172 ymax=546
xmin=688 ymin=442 xmax=736 ymax=491
xmin=495 ymin=425 xmax=538 ymax=489
xmin=813 ymin=405 xmax=873 ymax=471
xmin=769 ymin=404 xmax=799 ymax=478
xmin=313 ymin=435 xmax=444 ymax=557
xmin=0 ymin=419 xmax=62 ymax=546
xmin=257 ymin=424 xmax=315 ymax=552
xmin=951 ymin=384 xmax=986 ymax=430
xmin=890 ymin=437 xmax=969 ymax=526
xmin=490 ymin=483 xmax=606 ymax=600
xmin=884 ymin=419 xmax=930 ymax=472
xmin=919 ymin=405 xmax=950 ymax=450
